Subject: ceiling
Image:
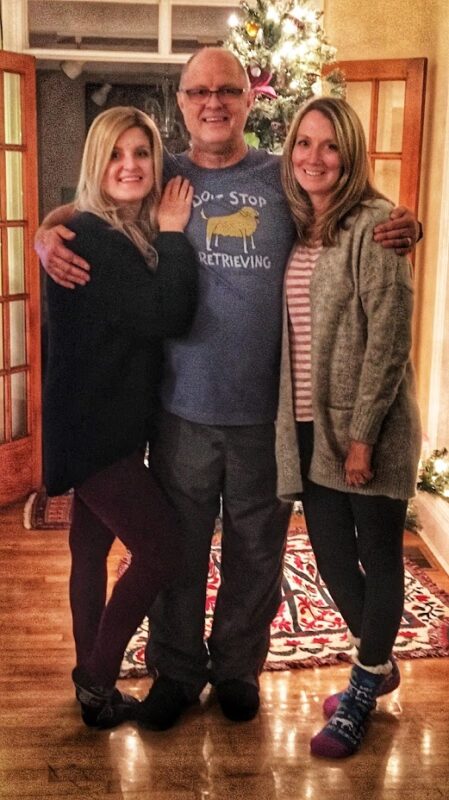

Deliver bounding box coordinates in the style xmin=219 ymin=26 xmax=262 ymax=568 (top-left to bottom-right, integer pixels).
xmin=28 ymin=0 xmax=239 ymax=72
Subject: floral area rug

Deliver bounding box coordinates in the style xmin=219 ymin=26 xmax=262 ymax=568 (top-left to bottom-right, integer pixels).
xmin=120 ymin=517 xmax=449 ymax=677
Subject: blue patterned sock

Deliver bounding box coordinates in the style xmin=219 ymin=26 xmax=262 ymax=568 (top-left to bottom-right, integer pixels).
xmin=322 ymin=655 xmax=400 ymax=719
xmin=311 ymin=665 xmax=383 ymax=758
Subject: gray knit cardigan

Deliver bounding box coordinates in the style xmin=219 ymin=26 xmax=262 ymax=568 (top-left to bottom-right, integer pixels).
xmin=275 ymin=198 xmax=422 ymax=502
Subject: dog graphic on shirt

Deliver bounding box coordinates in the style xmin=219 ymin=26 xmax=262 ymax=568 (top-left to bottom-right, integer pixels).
xmin=201 ymin=207 xmax=259 ymax=254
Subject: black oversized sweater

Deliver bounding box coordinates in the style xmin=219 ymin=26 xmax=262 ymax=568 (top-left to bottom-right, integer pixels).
xmin=43 ymin=211 xmax=198 ymax=495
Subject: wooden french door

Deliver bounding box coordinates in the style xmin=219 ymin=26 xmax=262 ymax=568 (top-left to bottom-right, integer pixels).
xmin=324 ymin=58 xmax=427 ymax=365
xmin=0 ymin=51 xmax=41 ymax=506
xmin=325 ymin=58 xmax=427 ymax=214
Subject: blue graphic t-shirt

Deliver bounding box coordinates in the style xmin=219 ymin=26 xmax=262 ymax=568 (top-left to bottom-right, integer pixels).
xmin=162 ymin=148 xmax=296 ymax=425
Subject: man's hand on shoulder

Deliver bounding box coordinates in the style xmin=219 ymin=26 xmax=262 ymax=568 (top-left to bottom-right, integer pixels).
xmin=373 ymin=205 xmax=421 ymax=256
xmin=35 ymin=224 xmax=90 ymax=288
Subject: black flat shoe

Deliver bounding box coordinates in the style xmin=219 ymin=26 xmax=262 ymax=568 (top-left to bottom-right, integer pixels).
xmin=72 ymin=666 xmax=139 ymax=729
xmin=216 ymin=679 xmax=260 ymax=722
xmin=136 ymin=675 xmax=195 ymax=731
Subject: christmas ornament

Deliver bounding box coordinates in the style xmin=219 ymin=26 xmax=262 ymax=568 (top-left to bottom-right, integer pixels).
xmin=247 ymin=66 xmax=277 ymax=99
xmin=245 ymin=20 xmax=260 ymax=40
xmin=249 ymin=64 xmax=262 ymax=78
xmin=286 ymin=14 xmax=305 ymax=32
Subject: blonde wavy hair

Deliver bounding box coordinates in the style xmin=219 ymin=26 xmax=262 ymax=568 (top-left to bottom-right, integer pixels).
xmin=281 ymin=97 xmax=385 ymax=246
xmin=75 ymin=106 xmax=163 ymax=266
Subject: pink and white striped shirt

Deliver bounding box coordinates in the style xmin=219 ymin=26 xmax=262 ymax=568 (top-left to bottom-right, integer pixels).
xmin=286 ymin=241 xmax=322 ymax=421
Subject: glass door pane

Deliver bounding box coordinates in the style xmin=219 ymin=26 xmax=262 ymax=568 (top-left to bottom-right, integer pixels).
xmin=5 ymin=151 xmax=24 ymax=219
xmin=345 ymin=81 xmax=372 ymax=144
xmin=9 ymin=300 xmax=26 ymax=367
xmin=4 ymin=72 xmax=23 ymax=145
xmin=0 ymin=377 xmax=4 ymax=443
xmin=7 ymin=227 xmax=25 ymax=294
xmin=374 ymin=159 xmax=401 ymax=204
xmin=376 ymin=81 xmax=405 ymax=152
xmin=0 ymin=310 xmax=3 ymax=368
xmin=11 ymin=370 xmax=27 ymax=439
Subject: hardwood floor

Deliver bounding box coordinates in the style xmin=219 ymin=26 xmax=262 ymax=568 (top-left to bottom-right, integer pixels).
xmin=1 ymin=501 xmax=448 ymax=799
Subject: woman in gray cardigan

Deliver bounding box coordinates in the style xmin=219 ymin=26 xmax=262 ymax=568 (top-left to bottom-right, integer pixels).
xmin=277 ymin=97 xmax=421 ymax=758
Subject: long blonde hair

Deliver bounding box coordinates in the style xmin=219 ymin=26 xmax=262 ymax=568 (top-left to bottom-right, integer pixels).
xmin=282 ymin=97 xmax=385 ymax=245
xmin=75 ymin=106 xmax=163 ymax=266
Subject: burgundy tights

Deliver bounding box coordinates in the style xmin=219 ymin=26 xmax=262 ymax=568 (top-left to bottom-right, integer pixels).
xmin=69 ymin=451 xmax=180 ymax=687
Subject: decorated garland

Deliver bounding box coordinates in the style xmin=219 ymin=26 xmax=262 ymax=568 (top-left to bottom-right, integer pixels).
xmin=418 ymin=449 xmax=449 ymax=501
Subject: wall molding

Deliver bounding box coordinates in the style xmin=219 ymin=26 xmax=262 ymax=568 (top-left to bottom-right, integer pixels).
xmin=415 ymin=493 xmax=449 ymax=576
xmin=426 ymin=82 xmax=449 ymax=447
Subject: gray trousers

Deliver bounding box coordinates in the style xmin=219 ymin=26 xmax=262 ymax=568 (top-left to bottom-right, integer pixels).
xmin=146 ymin=411 xmax=292 ymax=699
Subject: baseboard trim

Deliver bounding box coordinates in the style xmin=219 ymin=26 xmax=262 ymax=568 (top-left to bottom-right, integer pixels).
xmin=414 ymin=492 xmax=449 ymax=576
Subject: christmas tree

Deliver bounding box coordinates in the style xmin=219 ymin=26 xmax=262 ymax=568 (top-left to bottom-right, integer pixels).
xmin=225 ymin=0 xmax=345 ymax=152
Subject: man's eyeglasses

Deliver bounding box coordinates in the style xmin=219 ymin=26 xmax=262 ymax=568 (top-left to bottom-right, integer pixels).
xmin=179 ymin=87 xmax=248 ymax=104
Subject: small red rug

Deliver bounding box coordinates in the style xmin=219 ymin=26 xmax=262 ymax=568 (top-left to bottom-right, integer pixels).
xmin=23 ymin=489 xmax=73 ymax=530
xmin=119 ymin=517 xmax=449 ymax=677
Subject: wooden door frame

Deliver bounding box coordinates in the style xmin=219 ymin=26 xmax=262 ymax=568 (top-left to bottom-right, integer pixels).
xmin=324 ymin=57 xmax=427 ymax=368
xmin=325 ymin=58 xmax=427 ymax=215
xmin=0 ymin=50 xmax=41 ymax=506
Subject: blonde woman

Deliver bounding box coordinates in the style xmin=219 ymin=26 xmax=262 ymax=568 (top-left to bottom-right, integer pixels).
xmin=43 ymin=106 xmax=198 ymax=728
xmin=277 ymin=97 xmax=421 ymax=757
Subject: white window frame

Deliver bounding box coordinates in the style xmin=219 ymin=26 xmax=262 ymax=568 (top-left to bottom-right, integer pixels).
xmin=1 ymin=0 xmax=242 ymax=65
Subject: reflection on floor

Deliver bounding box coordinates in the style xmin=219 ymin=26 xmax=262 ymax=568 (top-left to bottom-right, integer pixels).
xmin=0 ymin=503 xmax=448 ymax=799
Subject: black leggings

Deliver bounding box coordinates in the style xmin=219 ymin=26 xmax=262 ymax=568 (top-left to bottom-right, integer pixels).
xmin=297 ymin=422 xmax=407 ymax=667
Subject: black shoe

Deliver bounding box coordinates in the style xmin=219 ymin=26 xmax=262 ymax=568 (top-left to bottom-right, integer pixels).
xmin=72 ymin=666 xmax=139 ymax=729
xmin=136 ymin=675 xmax=194 ymax=731
xmin=216 ymin=679 xmax=260 ymax=722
